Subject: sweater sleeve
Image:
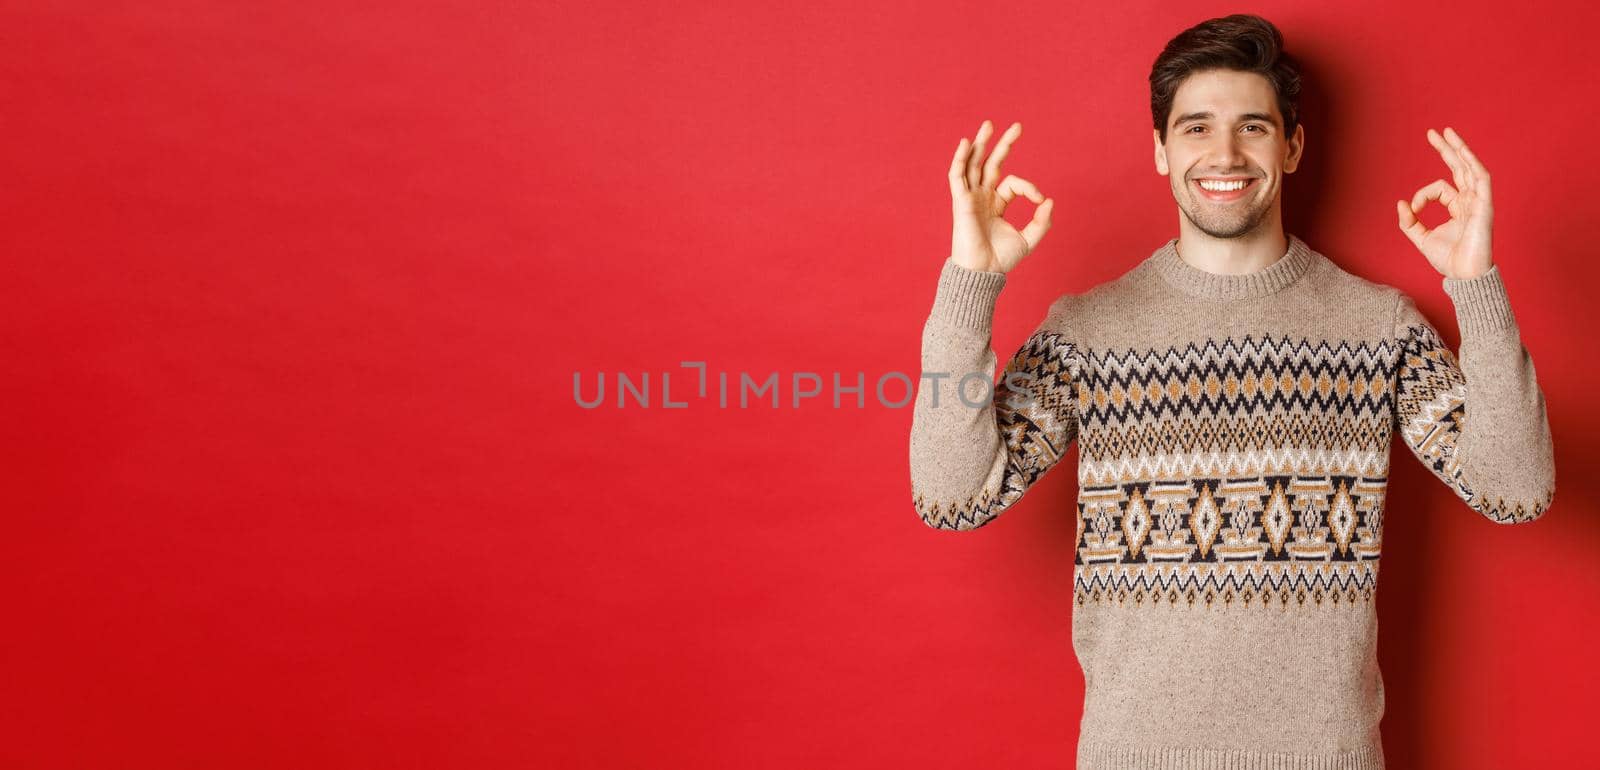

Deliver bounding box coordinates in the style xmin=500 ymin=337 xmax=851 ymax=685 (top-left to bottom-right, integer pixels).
xmin=908 ymin=257 xmax=1084 ymax=531
xmin=1390 ymin=265 xmax=1555 ymax=524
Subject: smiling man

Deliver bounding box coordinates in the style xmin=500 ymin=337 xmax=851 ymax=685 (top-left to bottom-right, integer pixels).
xmin=1159 ymin=69 xmax=1299 ymax=262
xmin=908 ymin=13 xmax=1555 ymax=769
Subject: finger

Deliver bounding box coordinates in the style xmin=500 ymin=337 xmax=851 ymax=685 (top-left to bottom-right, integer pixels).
xmin=1019 ymin=198 xmax=1054 ymax=253
xmin=1427 ymin=128 xmax=1468 ymax=194
xmin=1447 ymin=128 xmax=1492 ymax=200
xmin=981 ymin=122 xmax=1022 ymax=190
xmin=949 ymin=137 xmax=972 ymax=195
xmin=1427 ymin=128 xmax=1465 ymax=187
xmin=1396 ymin=199 xmax=1428 ymax=249
xmin=1410 ymin=178 xmax=1458 ymax=214
xmin=1440 ymin=126 xmax=1480 ymax=195
xmin=995 ymin=175 xmax=1044 ymax=216
xmin=1463 ymin=149 xmax=1491 ymax=205
xmin=1435 ymin=127 xmax=1479 ymax=214
xmin=966 ymin=120 xmax=994 ymax=190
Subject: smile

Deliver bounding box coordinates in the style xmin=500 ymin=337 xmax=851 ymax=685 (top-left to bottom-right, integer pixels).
xmin=1193 ymin=178 xmax=1258 ymax=202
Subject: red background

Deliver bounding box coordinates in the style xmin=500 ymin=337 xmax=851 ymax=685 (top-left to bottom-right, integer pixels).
xmin=6 ymin=1 xmax=1597 ymax=767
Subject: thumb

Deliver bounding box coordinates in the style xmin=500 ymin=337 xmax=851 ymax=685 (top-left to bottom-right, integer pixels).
xmin=1019 ymin=198 xmax=1054 ymax=252
xmin=1396 ymin=199 xmax=1426 ymax=249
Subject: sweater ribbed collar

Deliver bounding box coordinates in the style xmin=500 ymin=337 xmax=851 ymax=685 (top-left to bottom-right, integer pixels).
xmin=1151 ymin=233 xmax=1318 ymax=301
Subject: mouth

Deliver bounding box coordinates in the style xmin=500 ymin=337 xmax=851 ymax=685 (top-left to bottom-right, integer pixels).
xmin=1192 ymin=177 xmax=1259 ymax=202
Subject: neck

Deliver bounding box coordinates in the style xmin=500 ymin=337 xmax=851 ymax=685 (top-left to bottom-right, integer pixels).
xmin=1150 ymin=231 xmax=1317 ymax=302
xmin=1173 ymin=216 xmax=1289 ymax=275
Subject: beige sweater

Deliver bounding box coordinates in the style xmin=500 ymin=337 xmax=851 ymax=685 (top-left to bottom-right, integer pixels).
xmin=908 ymin=233 xmax=1555 ymax=769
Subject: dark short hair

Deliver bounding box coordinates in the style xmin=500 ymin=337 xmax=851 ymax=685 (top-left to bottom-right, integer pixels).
xmin=1150 ymin=14 xmax=1302 ymax=144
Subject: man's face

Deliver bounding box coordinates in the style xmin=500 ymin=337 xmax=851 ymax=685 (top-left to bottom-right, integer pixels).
xmin=1153 ymin=68 xmax=1304 ymax=239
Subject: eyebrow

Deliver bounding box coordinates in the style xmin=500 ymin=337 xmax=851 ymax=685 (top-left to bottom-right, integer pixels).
xmin=1172 ymin=111 xmax=1278 ymax=128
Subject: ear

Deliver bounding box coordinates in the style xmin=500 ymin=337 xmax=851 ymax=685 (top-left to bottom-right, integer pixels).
xmin=1153 ymin=128 xmax=1169 ymax=175
xmin=1284 ymin=123 xmax=1305 ymax=174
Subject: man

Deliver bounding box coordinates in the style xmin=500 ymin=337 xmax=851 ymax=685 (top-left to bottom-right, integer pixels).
xmin=907 ymin=13 xmax=1555 ymax=769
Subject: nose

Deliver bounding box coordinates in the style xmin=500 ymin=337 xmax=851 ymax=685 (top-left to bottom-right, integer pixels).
xmin=1211 ymin=133 xmax=1247 ymax=169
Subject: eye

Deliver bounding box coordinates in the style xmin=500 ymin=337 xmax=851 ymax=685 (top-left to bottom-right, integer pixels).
xmin=1185 ymin=126 xmax=1204 ymax=134
xmin=1243 ymin=124 xmax=1265 ymax=133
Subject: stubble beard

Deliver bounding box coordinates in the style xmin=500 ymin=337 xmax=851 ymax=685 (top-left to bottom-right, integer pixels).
xmin=1177 ymin=178 xmax=1271 ymax=239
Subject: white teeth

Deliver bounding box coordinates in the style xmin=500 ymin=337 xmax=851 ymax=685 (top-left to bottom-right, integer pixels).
xmin=1198 ymin=179 xmax=1250 ymax=192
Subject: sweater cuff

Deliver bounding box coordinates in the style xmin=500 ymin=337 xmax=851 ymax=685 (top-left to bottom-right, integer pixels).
xmin=929 ymin=257 xmax=1006 ymax=331
xmin=1442 ymin=264 xmax=1517 ymax=335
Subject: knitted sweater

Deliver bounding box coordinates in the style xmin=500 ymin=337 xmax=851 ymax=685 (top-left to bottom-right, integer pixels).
xmin=907 ymin=233 xmax=1555 ymax=769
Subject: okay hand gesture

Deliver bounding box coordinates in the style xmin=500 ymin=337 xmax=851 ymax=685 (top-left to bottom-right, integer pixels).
xmin=947 ymin=120 xmax=1055 ymax=274
xmin=1396 ymin=127 xmax=1494 ymax=280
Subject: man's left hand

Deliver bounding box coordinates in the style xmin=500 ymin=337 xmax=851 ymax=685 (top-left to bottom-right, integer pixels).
xmin=1396 ymin=126 xmax=1494 ymax=280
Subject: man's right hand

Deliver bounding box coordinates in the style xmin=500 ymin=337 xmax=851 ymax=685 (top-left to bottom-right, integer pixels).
xmin=947 ymin=119 xmax=1054 ymax=274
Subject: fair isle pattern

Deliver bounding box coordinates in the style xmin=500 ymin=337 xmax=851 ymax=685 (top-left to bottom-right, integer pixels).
xmin=915 ymin=323 xmax=1548 ymax=542
xmin=1075 ymin=334 xmax=1396 ymax=488
xmin=1075 ymin=561 xmax=1379 ymax=610
xmin=1069 ymin=334 xmax=1395 ymax=606
xmin=1072 ymin=475 xmax=1383 ymax=608
xmin=1396 ymin=321 xmax=1551 ymax=524
xmin=912 ymin=329 xmax=1082 ymax=531
xmin=914 ymin=326 xmax=1547 ymax=603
